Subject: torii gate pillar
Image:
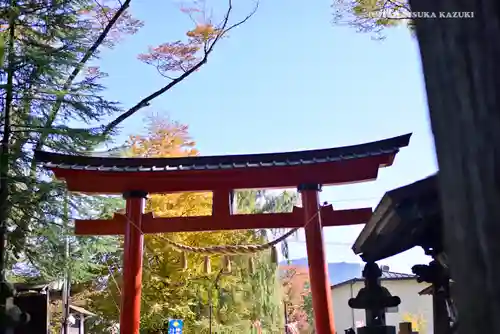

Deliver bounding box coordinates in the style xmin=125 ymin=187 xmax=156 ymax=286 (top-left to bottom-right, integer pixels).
xmin=120 ymin=190 xmax=147 ymax=334
xmin=299 ymin=184 xmax=335 ymax=334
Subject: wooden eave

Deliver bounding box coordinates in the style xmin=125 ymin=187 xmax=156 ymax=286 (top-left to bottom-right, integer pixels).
xmin=34 ymin=133 xmax=411 ymax=194
xmin=352 ymin=174 xmax=442 ymax=263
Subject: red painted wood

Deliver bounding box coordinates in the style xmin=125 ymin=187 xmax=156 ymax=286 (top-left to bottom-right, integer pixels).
xmin=120 ymin=197 xmax=145 ymax=334
xmin=40 ymin=138 xmax=408 ymax=334
xmin=50 ymin=155 xmax=392 ymax=194
xmin=74 ymin=207 xmax=372 ymax=235
xmin=301 ymin=189 xmax=336 ymax=334
xmin=212 ymin=189 xmax=232 ymax=217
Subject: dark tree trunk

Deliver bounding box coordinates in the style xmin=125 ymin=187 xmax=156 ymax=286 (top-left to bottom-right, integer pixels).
xmin=408 ymin=0 xmax=500 ymax=333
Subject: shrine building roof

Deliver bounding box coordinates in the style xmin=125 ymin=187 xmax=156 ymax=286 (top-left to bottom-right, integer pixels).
xmin=352 ymin=174 xmax=441 ymax=263
xmin=35 ymin=133 xmax=411 ymax=173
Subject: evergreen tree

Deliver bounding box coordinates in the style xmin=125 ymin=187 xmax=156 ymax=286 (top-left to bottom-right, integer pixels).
xmin=0 ymin=0 xmax=141 ymax=283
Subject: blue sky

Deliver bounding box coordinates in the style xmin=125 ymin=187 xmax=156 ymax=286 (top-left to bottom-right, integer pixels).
xmin=97 ymin=0 xmax=438 ymax=273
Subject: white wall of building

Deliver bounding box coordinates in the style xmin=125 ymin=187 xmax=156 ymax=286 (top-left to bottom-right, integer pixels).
xmin=331 ymin=279 xmax=433 ymax=333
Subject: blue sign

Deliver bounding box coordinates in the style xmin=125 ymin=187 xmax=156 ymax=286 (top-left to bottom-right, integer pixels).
xmin=168 ymin=319 xmax=184 ymax=334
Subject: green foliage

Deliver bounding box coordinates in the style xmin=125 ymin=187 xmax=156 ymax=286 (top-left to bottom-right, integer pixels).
xmin=303 ymin=282 xmax=314 ymax=332
xmin=0 ymin=0 xmax=137 ymax=284
xmin=87 ymin=193 xmax=290 ymax=333
xmin=331 ymin=0 xmax=414 ymax=38
xmin=11 ymin=195 xmax=124 ymax=283
xmin=1 ymin=0 xmax=255 ymax=288
xmin=236 ymin=189 xmax=297 ymax=260
xmin=85 ymin=118 xmax=294 ymax=333
xmin=0 ymin=2 xmax=258 ymax=331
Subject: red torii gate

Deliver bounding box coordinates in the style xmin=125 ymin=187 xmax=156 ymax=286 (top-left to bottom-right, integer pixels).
xmin=35 ymin=133 xmax=410 ymax=334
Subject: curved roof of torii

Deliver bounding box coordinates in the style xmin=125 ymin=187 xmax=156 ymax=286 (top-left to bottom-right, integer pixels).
xmin=34 ymin=133 xmax=411 ymax=194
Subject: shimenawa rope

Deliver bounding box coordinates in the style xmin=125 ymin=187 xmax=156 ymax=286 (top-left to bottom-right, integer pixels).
xmin=123 ymin=210 xmax=319 ymax=256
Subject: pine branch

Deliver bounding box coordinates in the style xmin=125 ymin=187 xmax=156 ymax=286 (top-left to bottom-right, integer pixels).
xmin=31 ymin=0 xmax=132 ymax=155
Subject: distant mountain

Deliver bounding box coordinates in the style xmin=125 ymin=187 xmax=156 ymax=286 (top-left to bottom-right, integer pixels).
xmin=280 ymin=258 xmax=363 ymax=285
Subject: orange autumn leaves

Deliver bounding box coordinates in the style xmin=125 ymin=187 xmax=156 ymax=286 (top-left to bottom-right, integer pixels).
xmin=78 ymin=0 xmax=144 ymax=47
xmin=127 ymin=115 xmax=199 ymax=158
xmin=186 ymin=23 xmax=221 ymax=41
xmin=138 ymin=4 xmax=222 ymax=75
xmin=137 ymin=41 xmax=201 ymax=74
xmin=79 ymin=0 xmax=143 ymax=80
xmin=127 ymin=115 xmax=210 ymax=220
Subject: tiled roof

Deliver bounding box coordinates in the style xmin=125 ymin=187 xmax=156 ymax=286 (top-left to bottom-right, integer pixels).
xmin=34 ymin=134 xmax=411 ymax=173
xmin=331 ymin=270 xmax=416 ymax=288
xmin=381 ymin=271 xmax=415 ymax=279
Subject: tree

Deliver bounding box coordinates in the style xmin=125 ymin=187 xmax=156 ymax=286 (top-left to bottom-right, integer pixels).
xmin=87 ymin=116 xmax=288 ymax=333
xmin=0 ymin=0 xmax=140 ymax=287
xmin=9 ymin=195 xmax=124 ymax=283
xmin=236 ymin=189 xmax=297 ymax=333
xmin=281 ymin=268 xmax=310 ymax=333
xmin=331 ymin=0 xmax=413 ymax=38
xmin=0 ymin=0 xmax=257 ymax=286
xmin=302 ymin=283 xmax=314 ymax=333
xmin=407 ymin=1 xmax=500 ymax=333
xmin=236 ymin=189 xmax=297 ymax=260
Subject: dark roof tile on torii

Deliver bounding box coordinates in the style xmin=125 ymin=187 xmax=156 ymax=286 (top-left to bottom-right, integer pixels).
xmin=36 ymin=134 xmax=411 ymax=172
xmin=34 ymin=133 xmax=411 ymax=194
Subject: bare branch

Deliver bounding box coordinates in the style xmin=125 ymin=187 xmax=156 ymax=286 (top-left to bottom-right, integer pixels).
xmin=217 ymin=0 xmax=259 ymax=40
xmin=102 ymin=0 xmax=259 ymax=136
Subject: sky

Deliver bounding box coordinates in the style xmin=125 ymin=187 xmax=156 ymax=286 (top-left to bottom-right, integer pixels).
xmin=95 ymin=0 xmax=438 ymax=273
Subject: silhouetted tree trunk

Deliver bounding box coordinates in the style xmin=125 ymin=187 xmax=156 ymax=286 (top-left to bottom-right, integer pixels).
xmin=408 ymin=1 xmax=500 ymax=333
